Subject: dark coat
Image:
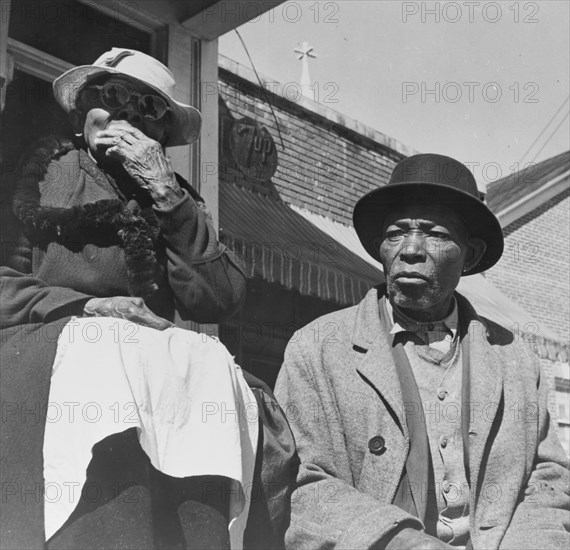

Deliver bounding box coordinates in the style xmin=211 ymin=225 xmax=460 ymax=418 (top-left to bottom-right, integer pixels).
xmin=1 ymin=136 xmax=246 ymax=326
xmin=275 ymin=287 xmax=570 ymax=550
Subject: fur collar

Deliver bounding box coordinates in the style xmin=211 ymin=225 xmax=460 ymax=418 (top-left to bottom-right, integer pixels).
xmin=12 ymin=135 xmax=160 ymax=298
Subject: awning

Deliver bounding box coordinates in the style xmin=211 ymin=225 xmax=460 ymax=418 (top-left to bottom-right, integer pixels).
xmin=219 ymin=183 xmax=568 ymax=362
xmin=218 ymin=183 xmax=380 ymax=305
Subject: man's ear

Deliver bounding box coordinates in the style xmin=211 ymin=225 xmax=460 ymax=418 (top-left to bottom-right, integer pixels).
xmin=69 ymin=109 xmax=84 ymax=135
xmin=463 ymin=238 xmax=487 ymax=273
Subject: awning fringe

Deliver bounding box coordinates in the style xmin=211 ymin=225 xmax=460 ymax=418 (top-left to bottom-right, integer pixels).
xmin=222 ymin=235 xmax=370 ymax=306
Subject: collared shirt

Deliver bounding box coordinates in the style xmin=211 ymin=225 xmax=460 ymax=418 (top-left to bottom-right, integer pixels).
xmin=385 ymin=298 xmax=458 ymax=354
xmin=385 ymin=296 xmax=470 ymax=547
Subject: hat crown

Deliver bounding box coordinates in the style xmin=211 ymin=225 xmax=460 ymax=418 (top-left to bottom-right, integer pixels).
xmin=389 ymin=153 xmax=480 ymax=200
xmin=92 ymin=48 xmax=176 ymax=97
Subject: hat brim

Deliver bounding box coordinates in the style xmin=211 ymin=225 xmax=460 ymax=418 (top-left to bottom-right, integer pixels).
xmin=53 ymin=65 xmax=201 ymax=147
xmin=353 ymin=182 xmax=504 ymax=275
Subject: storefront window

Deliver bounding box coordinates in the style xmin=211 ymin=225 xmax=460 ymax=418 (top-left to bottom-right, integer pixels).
xmin=8 ymin=0 xmax=151 ymax=65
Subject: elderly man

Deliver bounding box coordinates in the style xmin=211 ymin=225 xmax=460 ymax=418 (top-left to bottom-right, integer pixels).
xmin=275 ymin=154 xmax=570 ymax=550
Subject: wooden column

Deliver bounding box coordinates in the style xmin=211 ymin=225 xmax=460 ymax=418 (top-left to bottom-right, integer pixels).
xmin=1 ymin=0 xmax=12 ymax=117
xmin=167 ymin=24 xmax=220 ymax=336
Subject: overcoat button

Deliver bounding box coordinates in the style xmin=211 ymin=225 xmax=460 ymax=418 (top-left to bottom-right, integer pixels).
xmin=436 ymin=387 xmax=448 ymax=400
xmin=368 ymin=435 xmax=386 ymax=454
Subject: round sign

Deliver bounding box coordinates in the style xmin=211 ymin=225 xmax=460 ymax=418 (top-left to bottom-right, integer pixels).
xmin=230 ymin=117 xmax=278 ymax=183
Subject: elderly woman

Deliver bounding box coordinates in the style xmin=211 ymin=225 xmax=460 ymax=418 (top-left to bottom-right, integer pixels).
xmin=5 ymin=47 xmax=245 ymax=326
xmin=1 ymin=49 xmax=295 ymax=550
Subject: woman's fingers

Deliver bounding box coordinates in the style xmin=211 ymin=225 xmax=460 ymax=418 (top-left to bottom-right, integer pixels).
xmin=95 ymin=134 xmax=136 ymax=153
xmin=97 ymin=125 xmax=139 ymax=136
xmin=122 ymin=300 xmax=173 ymax=330
xmin=94 ymin=136 xmax=125 ymax=148
xmin=98 ymin=135 xmax=145 ymax=163
xmin=83 ymin=297 xmax=169 ymax=326
xmin=117 ymin=308 xmax=173 ymax=330
xmin=131 ymin=312 xmax=173 ymax=331
xmin=96 ymin=128 xmax=143 ymax=142
xmin=94 ymin=130 xmax=176 ymax=200
xmin=83 ymin=297 xmax=173 ymax=331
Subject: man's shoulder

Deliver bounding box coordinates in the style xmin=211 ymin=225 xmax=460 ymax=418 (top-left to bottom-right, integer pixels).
xmin=282 ymin=304 xmax=363 ymax=371
xmin=458 ymin=293 xmax=541 ymax=376
xmin=475 ymin=315 xmax=516 ymax=346
xmin=456 ymin=292 xmax=517 ymax=345
xmin=286 ymin=287 xmax=385 ymax=358
xmin=280 ymin=303 xmax=363 ymax=388
xmin=291 ymin=304 xmax=360 ymax=345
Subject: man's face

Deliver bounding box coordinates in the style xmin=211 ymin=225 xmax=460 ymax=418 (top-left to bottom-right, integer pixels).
xmin=378 ymin=204 xmax=471 ymax=320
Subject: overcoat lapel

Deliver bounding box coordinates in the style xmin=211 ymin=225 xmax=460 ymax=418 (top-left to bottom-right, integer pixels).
xmin=456 ymin=294 xmax=504 ymax=495
xmin=352 ymin=288 xmax=408 ymax=434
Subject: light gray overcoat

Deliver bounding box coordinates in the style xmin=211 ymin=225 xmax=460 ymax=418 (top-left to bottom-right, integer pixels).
xmin=275 ymin=287 xmax=570 ymax=549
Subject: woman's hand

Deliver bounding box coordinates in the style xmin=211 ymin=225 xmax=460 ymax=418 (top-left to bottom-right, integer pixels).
xmin=83 ymin=296 xmax=174 ymax=331
xmin=94 ymin=126 xmax=184 ymax=208
xmin=383 ymin=528 xmax=456 ymax=550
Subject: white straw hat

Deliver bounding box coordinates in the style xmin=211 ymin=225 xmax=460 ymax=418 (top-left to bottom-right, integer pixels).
xmin=53 ymin=48 xmax=201 ymax=147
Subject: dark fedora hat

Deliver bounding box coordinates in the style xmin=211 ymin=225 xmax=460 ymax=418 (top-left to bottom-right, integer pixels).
xmin=353 ymin=153 xmax=504 ymax=275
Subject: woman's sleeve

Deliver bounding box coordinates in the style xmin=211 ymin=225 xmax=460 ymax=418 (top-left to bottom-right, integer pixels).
xmin=153 ymin=177 xmax=246 ymax=323
xmin=1 ymin=210 xmax=92 ymax=328
xmin=0 ymin=266 xmax=92 ymax=327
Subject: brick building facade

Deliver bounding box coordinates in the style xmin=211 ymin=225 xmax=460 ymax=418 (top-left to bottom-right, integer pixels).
xmin=217 ymin=56 xmax=415 ymax=225
xmin=486 ymin=164 xmax=569 ymax=342
xmin=486 ymin=156 xmax=570 ymax=454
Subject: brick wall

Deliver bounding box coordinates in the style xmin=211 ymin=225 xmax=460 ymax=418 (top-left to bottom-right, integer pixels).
xmin=486 ymin=190 xmax=569 ymax=439
xmin=486 ymin=189 xmax=570 ymax=342
xmin=218 ymin=67 xmax=404 ymax=225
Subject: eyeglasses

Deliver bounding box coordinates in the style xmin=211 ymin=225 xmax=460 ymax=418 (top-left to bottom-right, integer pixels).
xmin=82 ymin=82 xmax=169 ymax=121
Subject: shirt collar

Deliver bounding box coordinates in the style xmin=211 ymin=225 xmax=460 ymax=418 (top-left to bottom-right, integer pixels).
xmin=385 ymin=296 xmax=458 ymax=340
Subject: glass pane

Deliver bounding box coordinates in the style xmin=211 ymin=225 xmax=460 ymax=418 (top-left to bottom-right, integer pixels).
xmin=9 ymin=0 xmax=151 ymax=65
xmin=1 ymin=70 xmax=69 ymax=166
